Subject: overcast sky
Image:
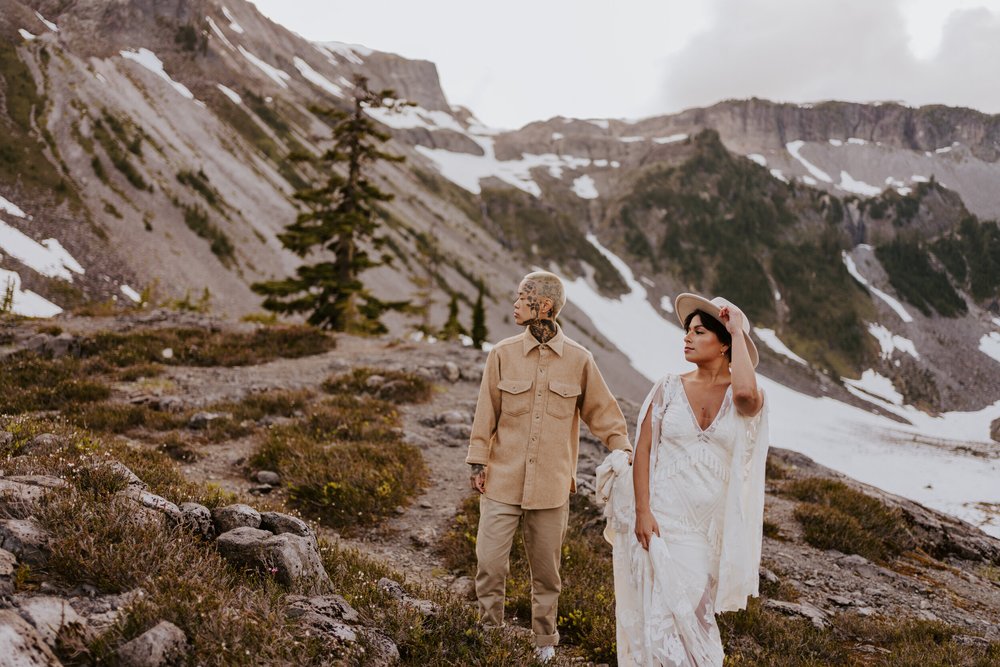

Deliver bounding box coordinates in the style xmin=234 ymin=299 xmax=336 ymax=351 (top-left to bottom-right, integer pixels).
xmin=248 ymin=0 xmax=1000 ymax=129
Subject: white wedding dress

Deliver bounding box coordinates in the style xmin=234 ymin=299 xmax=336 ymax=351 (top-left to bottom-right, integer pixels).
xmin=596 ymin=374 xmax=769 ymax=667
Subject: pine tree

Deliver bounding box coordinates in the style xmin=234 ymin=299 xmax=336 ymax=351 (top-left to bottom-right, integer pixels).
xmin=252 ymin=75 xmax=408 ymax=333
xmin=439 ymin=293 xmax=467 ymax=340
xmin=471 ymin=282 xmax=487 ymax=349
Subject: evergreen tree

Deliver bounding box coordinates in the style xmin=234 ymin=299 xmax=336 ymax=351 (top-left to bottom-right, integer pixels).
xmin=252 ymin=75 xmax=408 ymax=333
xmin=439 ymin=293 xmax=467 ymax=340
xmin=471 ymin=282 xmax=487 ymax=349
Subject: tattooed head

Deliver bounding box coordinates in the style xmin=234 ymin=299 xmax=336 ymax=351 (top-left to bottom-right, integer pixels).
xmin=518 ymin=271 xmax=565 ymax=321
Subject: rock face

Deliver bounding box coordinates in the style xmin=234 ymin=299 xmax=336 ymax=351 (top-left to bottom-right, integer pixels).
xmin=116 ymin=620 xmax=188 ymax=667
xmin=0 ymin=609 xmax=62 ymax=666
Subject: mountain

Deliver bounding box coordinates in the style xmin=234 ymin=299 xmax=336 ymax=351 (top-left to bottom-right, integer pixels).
xmin=2 ymin=0 xmax=999 ymax=531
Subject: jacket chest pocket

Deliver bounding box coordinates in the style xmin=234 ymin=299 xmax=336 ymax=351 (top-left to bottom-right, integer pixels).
xmin=546 ymin=381 xmax=581 ymax=419
xmin=498 ymin=379 xmax=533 ymax=416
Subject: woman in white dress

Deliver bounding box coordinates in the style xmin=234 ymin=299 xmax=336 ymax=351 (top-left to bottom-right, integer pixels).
xmin=597 ymin=294 xmax=769 ymax=667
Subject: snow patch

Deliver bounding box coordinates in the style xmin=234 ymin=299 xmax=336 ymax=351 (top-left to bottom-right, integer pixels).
xmin=653 ymin=133 xmax=687 ymax=144
xmin=837 ymin=171 xmax=882 ymax=196
xmin=747 ymin=153 xmax=767 ymax=166
xmin=0 ymin=220 xmax=85 ymax=282
xmin=0 ymin=269 xmax=62 ymax=317
xmin=587 ymin=119 xmax=610 ymax=130
xmin=365 ymin=104 xmax=465 ymax=133
xmin=979 ymin=332 xmax=1000 ymax=364
xmin=868 ymin=323 xmax=919 ymax=359
xmin=620 ymin=136 xmax=645 ymax=143
xmin=0 ymin=196 xmax=26 ymax=218
xmin=205 ymin=17 xmax=236 ymax=50
xmin=911 ymin=175 xmax=930 ymax=183
xmin=319 ymin=42 xmax=368 ymax=65
xmin=293 ymin=57 xmax=343 ymax=98
xmin=843 ymin=369 xmax=904 ymax=406
xmin=572 ymin=175 xmax=598 ymax=199
xmin=238 ymin=46 xmax=290 ymax=88
xmin=35 ymin=11 xmax=58 ymax=32
xmin=786 ymin=140 xmax=832 ymax=183
xmin=551 ymin=132 xmax=564 ymax=140
xmin=801 ymin=175 xmax=818 ymax=186
xmin=221 ymin=6 xmax=244 ymax=34
xmin=755 ymin=327 xmax=808 ymax=365
xmin=769 ymin=169 xmax=789 ymax=183
xmin=828 ymin=139 xmax=843 ymax=147
xmin=659 ymin=296 xmax=674 ymax=313
xmin=847 ymin=137 xmax=867 ymax=145
xmin=120 ymin=49 xmax=195 ymax=100
xmin=18 ymin=29 xmax=36 ymax=41
xmin=843 ymin=252 xmax=914 ymax=323
xmin=215 ymin=84 xmax=241 ymax=104
xmin=935 ymin=146 xmax=952 ymax=154
xmin=121 ymin=284 xmax=142 ymax=303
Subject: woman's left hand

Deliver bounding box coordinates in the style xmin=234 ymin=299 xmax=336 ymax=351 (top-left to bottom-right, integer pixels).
xmin=717 ymin=306 xmax=744 ymax=336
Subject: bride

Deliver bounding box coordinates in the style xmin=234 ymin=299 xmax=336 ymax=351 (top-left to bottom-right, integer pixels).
xmin=597 ymin=294 xmax=769 ymax=666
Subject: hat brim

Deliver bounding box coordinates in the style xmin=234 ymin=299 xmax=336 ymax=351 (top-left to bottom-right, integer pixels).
xmin=674 ymin=293 xmax=759 ymax=368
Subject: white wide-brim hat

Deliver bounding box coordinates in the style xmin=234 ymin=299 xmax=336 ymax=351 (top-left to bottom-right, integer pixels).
xmin=674 ymin=293 xmax=759 ymax=368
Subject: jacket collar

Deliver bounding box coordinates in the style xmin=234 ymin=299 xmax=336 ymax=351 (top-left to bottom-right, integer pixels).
xmin=522 ymin=323 xmax=565 ymax=357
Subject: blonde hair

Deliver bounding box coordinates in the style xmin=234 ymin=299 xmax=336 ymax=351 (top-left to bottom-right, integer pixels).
xmin=521 ymin=271 xmax=566 ymax=319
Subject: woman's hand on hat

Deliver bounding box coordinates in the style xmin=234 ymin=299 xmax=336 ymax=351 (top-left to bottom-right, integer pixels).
xmin=718 ymin=305 xmax=744 ymax=335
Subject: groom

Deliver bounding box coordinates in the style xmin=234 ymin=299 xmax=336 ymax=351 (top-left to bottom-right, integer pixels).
xmin=466 ymin=270 xmax=631 ymax=661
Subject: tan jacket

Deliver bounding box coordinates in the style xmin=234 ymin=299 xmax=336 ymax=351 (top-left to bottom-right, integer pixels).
xmin=466 ymin=325 xmax=631 ymax=510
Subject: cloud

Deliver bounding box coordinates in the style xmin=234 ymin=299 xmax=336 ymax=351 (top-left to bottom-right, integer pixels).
xmin=658 ymin=0 xmax=1000 ymax=114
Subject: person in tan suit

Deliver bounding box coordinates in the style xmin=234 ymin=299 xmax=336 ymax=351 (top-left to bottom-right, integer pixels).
xmin=466 ymin=270 xmax=631 ymax=662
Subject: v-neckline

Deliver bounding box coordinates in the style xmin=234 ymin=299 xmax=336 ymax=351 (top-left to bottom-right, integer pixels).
xmin=678 ymin=376 xmax=732 ymax=434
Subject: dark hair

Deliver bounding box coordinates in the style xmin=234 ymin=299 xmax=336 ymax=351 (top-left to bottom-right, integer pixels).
xmin=684 ymin=309 xmax=732 ymax=361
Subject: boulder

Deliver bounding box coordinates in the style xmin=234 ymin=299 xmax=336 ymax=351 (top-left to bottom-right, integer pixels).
xmin=216 ymin=528 xmax=330 ymax=591
xmin=20 ymin=434 xmax=65 ymax=457
xmin=259 ymin=512 xmax=316 ymax=545
xmin=14 ymin=595 xmax=92 ymax=648
xmin=377 ymin=578 xmax=438 ymax=617
xmin=121 ymin=489 xmax=182 ymax=524
xmin=100 ymin=462 xmax=147 ymax=489
xmin=178 ymin=503 xmax=214 ymax=539
xmin=116 ymin=620 xmax=187 ymax=667
xmin=255 ymin=470 xmax=280 ymax=485
xmin=438 ymin=410 xmax=468 ymax=425
xmin=0 ymin=477 xmax=66 ymax=512
xmin=990 ymin=417 xmax=1000 ymax=443
xmin=442 ymin=424 xmax=472 ymax=440
xmin=764 ymin=599 xmax=829 ymax=629
xmin=0 ymin=609 xmax=61 ymax=666
xmin=0 ymin=518 xmax=50 ymax=567
xmin=212 ymin=504 xmax=261 ymax=534
xmin=286 ymin=594 xmax=359 ymax=624
xmin=187 ymin=412 xmax=231 ymax=430
xmin=441 ymin=362 xmax=460 ymax=383
xmin=357 ymin=628 xmax=401 ymax=666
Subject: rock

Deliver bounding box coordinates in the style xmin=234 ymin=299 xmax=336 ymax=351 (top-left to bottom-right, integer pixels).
xmin=0 ymin=548 xmax=16 ymax=596
xmin=261 ymin=533 xmax=331 ymax=591
xmin=0 ymin=609 xmax=62 ymax=666
xmin=178 ymin=503 xmax=214 ymax=539
xmin=855 ymin=606 xmax=877 ymax=617
xmin=248 ymin=485 xmax=273 ymax=495
xmin=0 ymin=518 xmax=50 ymax=567
xmin=212 ymin=504 xmax=261 ymax=534
xmin=377 ymin=578 xmax=438 ymax=617
xmin=187 ymin=412 xmax=231 ymax=429
xmin=991 ymin=417 xmax=1000 ymax=443
xmin=365 ymin=375 xmax=386 ymax=389
xmin=763 ymin=599 xmax=829 ymax=629
xmin=259 ymin=512 xmax=316 ymax=544
xmin=14 ymin=595 xmax=92 ymax=648
xmin=953 ymin=634 xmax=991 ymax=648
xmin=828 ymin=594 xmax=853 ymax=606
xmin=116 ymin=620 xmax=187 ymax=667
xmin=216 ymin=527 xmax=330 ymax=591
xmin=255 ymin=470 xmax=280 ymax=485
xmin=438 ymin=410 xmax=468 ymax=425
xmin=286 ymin=594 xmax=359 ymax=624
xmin=449 ymin=576 xmax=475 ymax=599
xmin=442 ymin=424 xmax=472 ymax=440
xmin=0 ymin=477 xmax=66 ymax=512
xmin=102 ymin=462 xmax=147 ymax=489
xmin=21 ymin=434 xmax=65 ymax=457
xmin=441 ymin=362 xmax=460 ymax=383
xmin=161 ymin=347 xmax=174 ymax=360
xmin=121 ymin=489 xmax=182 ymax=524
xmin=357 ymin=628 xmax=400 ymax=666
xmin=0 ymin=430 xmax=13 ymax=450
xmin=759 ymin=567 xmax=779 ymax=584
xmin=377 ymin=380 xmax=408 ymax=399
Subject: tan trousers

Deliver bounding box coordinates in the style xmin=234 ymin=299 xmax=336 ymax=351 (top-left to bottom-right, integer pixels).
xmin=475 ymin=495 xmax=570 ymax=647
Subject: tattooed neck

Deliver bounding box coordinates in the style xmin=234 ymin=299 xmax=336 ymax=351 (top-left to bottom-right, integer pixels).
xmin=529 ymin=319 xmax=557 ymax=344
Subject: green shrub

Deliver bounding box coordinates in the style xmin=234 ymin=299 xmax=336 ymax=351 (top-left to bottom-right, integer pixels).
xmin=0 ymin=354 xmax=110 ymax=413
xmin=785 ymin=477 xmax=914 ymax=561
xmin=875 ymin=239 xmax=967 ymax=317
xmin=250 ymin=395 xmax=425 ymax=531
xmin=323 ymin=366 xmax=433 ymax=404
xmin=182 ymin=204 xmax=235 ymax=265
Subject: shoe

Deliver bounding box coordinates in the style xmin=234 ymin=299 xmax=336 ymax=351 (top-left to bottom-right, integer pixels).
xmin=534 ymin=645 xmax=555 ymax=663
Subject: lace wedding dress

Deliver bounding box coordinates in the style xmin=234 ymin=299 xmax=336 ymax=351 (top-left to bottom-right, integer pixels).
xmin=596 ymin=375 xmax=769 ymax=667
